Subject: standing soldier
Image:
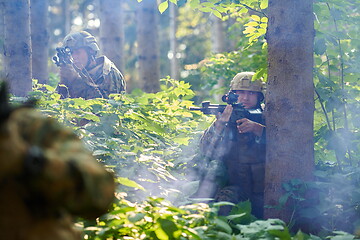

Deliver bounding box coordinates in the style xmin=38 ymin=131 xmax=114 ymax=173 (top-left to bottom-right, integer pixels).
xmin=0 ymin=82 xmax=115 ymax=240
xmin=55 ymin=31 xmax=125 ymax=99
xmin=192 ymin=72 xmax=266 ymax=218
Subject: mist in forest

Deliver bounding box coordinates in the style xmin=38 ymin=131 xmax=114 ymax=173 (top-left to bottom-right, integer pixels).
xmin=1 ymin=0 xmax=360 ymax=234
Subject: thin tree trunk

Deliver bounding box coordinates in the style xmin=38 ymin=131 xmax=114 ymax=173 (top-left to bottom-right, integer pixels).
xmin=0 ymin=1 xmax=4 ymax=74
xmin=62 ymin=0 xmax=71 ymax=37
xmin=264 ymin=0 xmax=314 ymax=222
xmin=210 ymin=15 xmax=226 ymax=53
xmin=99 ymin=0 xmax=124 ymax=72
xmin=31 ymin=0 xmax=49 ymax=84
xmin=225 ymin=18 xmax=236 ymax=51
xmin=3 ymin=0 xmax=32 ymax=96
xmin=210 ymin=15 xmax=226 ymax=101
xmin=136 ymin=0 xmax=160 ymax=93
xmin=169 ymin=3 xmax=179 ymax=80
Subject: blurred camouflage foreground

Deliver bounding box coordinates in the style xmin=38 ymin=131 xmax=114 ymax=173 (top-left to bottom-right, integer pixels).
xmin=0 ymin=82 xmax=115 ymax=240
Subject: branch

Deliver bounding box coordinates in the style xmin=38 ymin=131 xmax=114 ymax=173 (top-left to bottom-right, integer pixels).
xmin=238 ymin=2 xmax=267 ymax=18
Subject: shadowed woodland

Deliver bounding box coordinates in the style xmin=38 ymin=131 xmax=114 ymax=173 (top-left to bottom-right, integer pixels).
xmin=1 ymin=0 xmax=360 ymax=239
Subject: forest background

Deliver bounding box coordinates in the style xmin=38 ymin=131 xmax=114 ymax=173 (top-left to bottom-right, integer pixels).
xmin=1 ymin=0 xmax=360 ymax=239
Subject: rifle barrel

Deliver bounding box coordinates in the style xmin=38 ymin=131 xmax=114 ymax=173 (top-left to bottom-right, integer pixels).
xmin=189 ymin=105 xmax=225 ymax=115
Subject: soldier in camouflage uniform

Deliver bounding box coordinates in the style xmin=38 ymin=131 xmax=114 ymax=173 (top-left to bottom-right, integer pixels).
xmin=0 ymin=83 xmax=115 ymax=240
xmin=56 ymin=31 xmax=126 ymax=99
xmin=193 ymin=72 xmax=266 ymax=218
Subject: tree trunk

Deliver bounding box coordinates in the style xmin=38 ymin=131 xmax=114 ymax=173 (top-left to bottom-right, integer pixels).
xmin=99 ymin=0 xmax=124 ymax=72
xmin=62 ymin=0 xmax=71 ymax=37
xmin=3 ymin=0 xmax=32 ymax=96
xmin=169 ymin=2 xmax=179 ymax=80
xmin=264 ymin=0 xmax=315 ymax=222
xmin=0 ymin=1 xmax=4 ymax=73
xmin=31 ymin=0 xmax=49 ymax=84
xmin=210 ymin=15 xmax=226 ymax=53
xmin=210 ymin=15 xmax=226 ymax=101
xmin=136 ymin=0 xmax=160 ymax=93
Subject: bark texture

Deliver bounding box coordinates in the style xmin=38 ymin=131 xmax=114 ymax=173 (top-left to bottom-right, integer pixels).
xmin=62 ymin=0 xmax=70 ymax=38
xmin=169 ymin=3 xmax=179 ymax=80
xmin=99 ymin=0 xmax=124 ymax=72
xmin=136 ymin=0 xmax=160 ymax=93
xmin=31 ymin=0 xmax=49 ymax=84
xmin=210 ymin=15 xmax=226 ymax=53
xmin=264 ymin=0 xmax=315 ymax=222
xmin=3 ymin=0 xmax=32 ymax=96
xmin=210 ymin=15 xmax=226 ymax=100
xmin=0 ymin=2 xmax=4 ymax=72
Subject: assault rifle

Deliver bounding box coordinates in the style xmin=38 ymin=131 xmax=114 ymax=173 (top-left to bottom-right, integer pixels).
xmin=190 ymin=92 xmax=263 ymax=140
xmin=52 ymin=47 xmax=104 ymax=98
xmin=190 ymin=91 xmax=262 ymax=123
xmin=190 ymin=101 xmax=262 ymax=124
xmin=53 ymin=47 xmax=72 ymax=67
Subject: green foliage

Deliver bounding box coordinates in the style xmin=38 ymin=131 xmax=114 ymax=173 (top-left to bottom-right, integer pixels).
xmin=279 ymin=2 xmax=360 ymax=235
xmin=172 ymin=0 xmax=360 ymax=171
xmin=176 ymin=1 xmax=268 ymax=102
xmin=81 ymin=195 xmax=355 ymax=239
xmin=243 ymin=15 xmax=268 ymax=47
xmin=176 ymin=4 xmax=212 ymax=70
xmin=273 ymin=169 xmax=360 ymax=237
xmin=184 ymin=44 xmax=267 ymax=104
xmin=28 ymin=76 xmax=360 ymax=239
xmin=33 ymin=0 xmax=360 ymax=238
xmin=173 ymin=0 xmax=268 ymax=46
xmin=313 ymin=0 xmax=360 ymax=166
xmin=29 ymin=78 xmax=359 ymax=239
xmin=158 ymin=1 xmax=170 ymax=14
xmin=165 ymin=0 xmax=269 ymax=22
xmin=179 ymin=2 xmax=360 ymax=238
xmin=81 ymin=195 xmax=315 ymax=240
xmin=82 ymin=196 xmax=213 ymax=240
xmin=31 ymin=78 xmax=209 ymax=202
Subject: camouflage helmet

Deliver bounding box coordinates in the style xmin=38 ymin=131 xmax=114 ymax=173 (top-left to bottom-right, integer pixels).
xmin=62 ymin=31 xmax=100 ymax=55
xmin=230 ymin=72 xmax=265 ymax=94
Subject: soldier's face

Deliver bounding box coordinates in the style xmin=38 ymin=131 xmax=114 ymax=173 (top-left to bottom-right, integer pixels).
xmin=235 ymin=90 xmax=259 ymax=109
xmin=71 ymin=48 xmax=89 ymax=69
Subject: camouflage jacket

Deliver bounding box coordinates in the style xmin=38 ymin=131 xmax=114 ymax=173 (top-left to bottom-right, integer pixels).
xmin=192 ymin=112 xmax=266 ymax=197
xmin=0 ymin=107 xmax=115 ymax=240
xmin=57 ymin=56 xmax=125 ymax=99
xmin=199 ymin=112 xmax=266 ymax=164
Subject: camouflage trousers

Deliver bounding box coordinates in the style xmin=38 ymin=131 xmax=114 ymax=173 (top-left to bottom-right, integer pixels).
xmin=215 ymin=162 xmax=265 ymax=218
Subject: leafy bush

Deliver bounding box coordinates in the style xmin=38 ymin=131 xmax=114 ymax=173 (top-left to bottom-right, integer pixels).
xmin=274 ymin=168 xmax=360 ymax=238
xmin=30 ymin=78 xmax=213 ymax=203
xmin=182 ymin=43 xmax=267 ymax=104
xmin=26 ymin=78 xmax=360 ymax=239
xmin=81 ymin=195 xmax=357 ymax=240
xmin=81 ymin=195 xmax=302 ymax=240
